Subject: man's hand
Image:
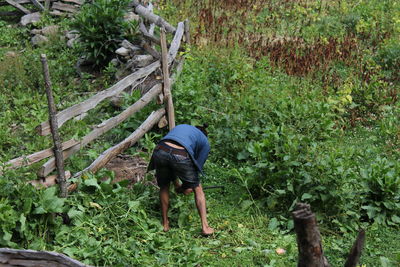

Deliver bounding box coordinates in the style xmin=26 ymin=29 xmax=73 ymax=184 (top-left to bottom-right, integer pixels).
xmin=175 ymin=185 xmax=193 ymax=195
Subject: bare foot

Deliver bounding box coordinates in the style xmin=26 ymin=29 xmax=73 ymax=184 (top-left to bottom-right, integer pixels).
xmin=201 ymin=226 xmax=214 ymax=236
xmin=163 ymin=225 xmax=170 ymax=232
xmin=163 ymin=221 xmax=170 ymax=232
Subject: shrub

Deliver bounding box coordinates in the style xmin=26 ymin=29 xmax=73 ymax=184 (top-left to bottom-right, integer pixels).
xmin=73 ymin=0 xmax=135 ymax=67
xmin=360 ymin=156 xmax=400 ymax=225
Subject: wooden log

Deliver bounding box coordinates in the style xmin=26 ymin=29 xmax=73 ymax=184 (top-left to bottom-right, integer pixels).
xmin=129 ymin=0 xmax=175 ymax=33
xmin=2 ymin=139 xmax=78 ymax=170
xmin=41 ymin=54 xmax=67 ymax=198
xmin=0 ymin=248 xmax=91 ymax=267
xmin=36 ymin=60 xmax=161 ymax=136
xmin=37 ymin=145 xmax=79 ymax=177
xmin=168 ymin=21 xmax=184 ymax=61
xmin=75 ymin=108 xmax=165 ymax=176
xmin=51 ymin=1 xmax=77 ymax=13
xmin=160 ymin=27 xmax=175 ymax=130
xmin=5 ymin=0 xmax=31 ymax=14
xmin=61 ymin=0 xmax=83 ymax=5
xmin=292 ymin=203 xmax=330 ymax=267
xmin=139 ymin=20 xmax=160 ymax=45
xmin=39 ymin=84 xmax=162 ymax=177
xmin=0 ymin=0 xmax=49 ymax=6
xmin=28 ymin=170 xmax=71 ymax=188
xmin=30 ymin=0 xmax=44 ymax=10
xmin=141 ymin=40 xmax=160 ymax=59
xmin=344 ymin=230 xmax=366 ymax=267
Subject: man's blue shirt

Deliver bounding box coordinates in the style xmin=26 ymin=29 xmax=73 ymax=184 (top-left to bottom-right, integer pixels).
xmin=161 ymin=124 xmax=210 ymax=172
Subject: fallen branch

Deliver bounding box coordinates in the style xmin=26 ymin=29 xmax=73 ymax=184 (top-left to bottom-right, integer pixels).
xmin=75 ymin=108 xmax=165 ymax=176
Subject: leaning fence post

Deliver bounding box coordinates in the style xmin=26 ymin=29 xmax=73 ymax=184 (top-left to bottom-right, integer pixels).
xmin=40 ymin=54 xmax=68 ymax=198
xmin=160 ymin=26 xmax=176 ymax=130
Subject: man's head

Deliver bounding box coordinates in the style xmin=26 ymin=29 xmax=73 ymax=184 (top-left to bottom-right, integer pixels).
xmin=195 ymin=123 xmax=209 ymax=137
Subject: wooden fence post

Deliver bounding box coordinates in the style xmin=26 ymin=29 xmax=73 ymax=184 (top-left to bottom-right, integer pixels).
xmin=40 ymin=54 xmax=68 ymax=198
xmin=160 ymin=27 xmax=176 ymax=130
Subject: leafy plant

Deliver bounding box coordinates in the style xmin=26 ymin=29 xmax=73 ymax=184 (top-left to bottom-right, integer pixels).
xmin=73 ymin=0 xmax=135 ymax=67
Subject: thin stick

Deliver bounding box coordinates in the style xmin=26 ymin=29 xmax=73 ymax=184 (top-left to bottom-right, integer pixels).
xmin=40 ymin=54 xmax=67 ymax=198
xmin=160 ymin=27 xmax=176 ymax=130
xmin=184 ymin=19 xmax=190 ymax=45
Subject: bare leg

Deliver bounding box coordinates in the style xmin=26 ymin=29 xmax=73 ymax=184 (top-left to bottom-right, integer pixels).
xmin=193 ymin=184 xmax=214 ymax=235
xmin=159 ymin=183 xmax=171 ymax=232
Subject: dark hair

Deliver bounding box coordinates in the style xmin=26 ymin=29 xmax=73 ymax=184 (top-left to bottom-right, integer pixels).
xmin=195 ymin=123 xmax=209 ymax=137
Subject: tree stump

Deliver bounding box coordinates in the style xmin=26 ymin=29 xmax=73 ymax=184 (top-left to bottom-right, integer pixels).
xmin=292 ymin=203 xmax=330 ymax=267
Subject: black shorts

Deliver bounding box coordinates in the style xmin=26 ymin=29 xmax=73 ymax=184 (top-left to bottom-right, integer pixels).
xmin=150 ymin=143 xmax=200 ymax=189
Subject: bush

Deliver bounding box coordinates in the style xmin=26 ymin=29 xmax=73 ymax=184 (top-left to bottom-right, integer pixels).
xmin=73 ymin=0 xmax=135 ymax=67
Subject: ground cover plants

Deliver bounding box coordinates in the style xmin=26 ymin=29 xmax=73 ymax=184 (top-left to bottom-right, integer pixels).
xmin=1 ymin=0 xmax=400 ymax=266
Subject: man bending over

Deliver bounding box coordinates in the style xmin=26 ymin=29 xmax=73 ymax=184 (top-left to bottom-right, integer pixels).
xmin=148 ymin=124 xmax=214 ymax=236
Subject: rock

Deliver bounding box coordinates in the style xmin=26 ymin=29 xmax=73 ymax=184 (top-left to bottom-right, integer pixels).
xmin=66 ymin=30 xmax=79 ymax=40
xmin=124 ymin=12 xmax=139 ymax=22
xmin=20 ymin=12 xmax=41 ymax=26
xmin=67 ymin=38 xmax=79 ymax=48
xmin=4 ymin=51 xmax=17 ymax=57
xmin=132 ymin=55 xmax=154 ymax=68
xmin=31 ymin=25 xmax=60 ymax=37
xmin=110 ymin=58 xmax=119 ymax=67
xmin=115 ymin=47 xmax=130 ymax=57
xmin=41 ymin=25 xmax=60 ymax=36
xmin=31 ymin=34 xmax=49 ymax=46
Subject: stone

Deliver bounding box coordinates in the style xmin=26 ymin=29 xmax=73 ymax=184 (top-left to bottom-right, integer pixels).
xmin=115 ymin=47 xmax=130 ymax=57
xmin=20 ymin=12 xmax=41 ymax=26
xmin=31 ymin=34 xmax=49 ymax=46
xmin=40 ymin=25 xmax=60 ymax=36
xmin=4 ymin=51 xmax=17 ymax=57
xmin=110 ymin=58 xmax=119 ymax=66
xmin=31 ymin=25 xmax=60 ymax=37
xmin=66 ymin=30 xmax=79 ymax=40
xmin=132 ymin=55 xmax=154 ymax=67
xmin=124 ymin=12 xmax=139 ymax=22
xmin=67 ymin=38 xmax=78 ymax=48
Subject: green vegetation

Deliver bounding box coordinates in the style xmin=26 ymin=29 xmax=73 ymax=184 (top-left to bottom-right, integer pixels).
xmin=73 ymin=0 xmax=136 ymax=66
xmin=1 ymin=0 xmax=399 ymax=266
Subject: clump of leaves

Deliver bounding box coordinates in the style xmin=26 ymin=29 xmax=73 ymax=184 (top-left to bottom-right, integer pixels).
xmin=72 ymin=0 xmax=135 ymax=67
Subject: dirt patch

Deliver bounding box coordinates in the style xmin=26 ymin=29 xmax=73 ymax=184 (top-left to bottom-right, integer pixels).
xmin=104 ymin=154 xmax=148 ymax=185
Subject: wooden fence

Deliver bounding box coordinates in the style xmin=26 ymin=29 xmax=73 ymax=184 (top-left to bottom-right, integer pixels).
xmin=2 ymin=0 xmax=189 ymax=192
